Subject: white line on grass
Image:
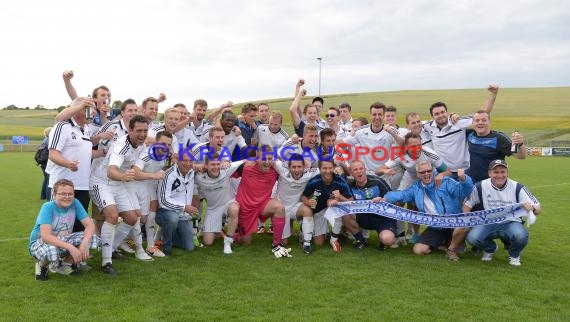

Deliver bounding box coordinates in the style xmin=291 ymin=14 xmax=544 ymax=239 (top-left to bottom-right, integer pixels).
xmin=532 ymin=182 xmax=570 ymax=188
xmin=0 ymin=237 xmax=27 ymax=242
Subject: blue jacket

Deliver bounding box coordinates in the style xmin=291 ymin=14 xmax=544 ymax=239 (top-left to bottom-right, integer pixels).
xmin=385 ymin=175 xmax=473 ymax=215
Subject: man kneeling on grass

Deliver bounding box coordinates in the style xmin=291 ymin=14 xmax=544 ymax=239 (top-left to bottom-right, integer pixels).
xmin=29 ymin=179 xmax=100 ymax=281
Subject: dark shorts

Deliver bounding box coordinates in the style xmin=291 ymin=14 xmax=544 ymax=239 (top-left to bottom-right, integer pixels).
xmin=417 ymin=227 xmax=453 ymax=250
xmin=356 ymin=213 xmax=397 ymax=234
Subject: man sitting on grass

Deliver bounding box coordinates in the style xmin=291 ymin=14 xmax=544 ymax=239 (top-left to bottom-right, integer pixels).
xmin=29 ymin=179 xmax=100 ymax=281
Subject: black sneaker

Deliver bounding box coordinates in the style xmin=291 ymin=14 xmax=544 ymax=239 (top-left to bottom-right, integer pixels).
xmin=353 ymin=240 xmax=367 ymax=250
xmin=101 ymin=263 xmax=117 ymax=276
xmin=35 ymin=261 xmax=49 ymax=281
xmin=302 ymin=244 xmax=312 ymax=255
xmin=112 ymin=250 xmax=128 ymax=260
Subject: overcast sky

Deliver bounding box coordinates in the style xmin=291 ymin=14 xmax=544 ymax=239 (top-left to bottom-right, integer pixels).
xmin=1 ymin=0 xmax=568 ymax=111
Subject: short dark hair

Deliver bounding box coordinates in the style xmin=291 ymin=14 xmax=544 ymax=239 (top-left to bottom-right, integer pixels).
xmin=404 ymin=132 xmax=421 ymax=145
xmin=142 ymin=97 xmax=157 ymax=108
xmin=241 ymin=103 xmax=258 ymax=114
xmin=318 ymin=159 xmax=335 ymax=169
xmin=121 ymin=98 xmax=137 ymax=112
xmin=430 ymin=102 xmax=447 ymax=116
xmin=328 ymin=106 xmax=340 ymax=116
xmin=193 ymin=99 xmax=207 ymax=109
xmin=312 ymin=97 xmax=324 ymax=105
xmin=156 ymin=130 xmax=173 ymax=141
xmin=338 ymin=102 xmax=351 ymax=111
xmin=354 ymin=116 xmax=368 ymax=126
xmin=129 ymin=115 xmax=149 ymax=130
xmin=288 ymin=153 xmax=304 ymax=167
xmin=91 ymin=85 xmax=110 ymax=99
xmin=174 ymin=103 xmax=187 ymax=109
xmin=369 ymin=101 xmax=386 ymax=112
xmin=386 ymin=105 xmax=397 ymax=113
xmin=320 ymin=128 xmax=336 ymax=141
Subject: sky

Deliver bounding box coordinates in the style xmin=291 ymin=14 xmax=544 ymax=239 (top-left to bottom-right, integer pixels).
xmin=1 ymin=0 xmax=568 ymax=111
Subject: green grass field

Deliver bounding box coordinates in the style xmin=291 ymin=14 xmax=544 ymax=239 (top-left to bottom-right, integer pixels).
xmin=0 ymin=153 xmax=569 ymax=321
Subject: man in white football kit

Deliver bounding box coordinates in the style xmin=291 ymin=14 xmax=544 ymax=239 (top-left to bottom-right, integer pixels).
xmin=377 ymin=133 xmax=449 ymax=190
xmin=464 ymin=159 xmax=541 ymax=266
xmin=279 ymin=123 xmax=320 ymax=169
xmin=272 ymin=156 xmax=319 ymax=254
xmin=90 ymin=115 xmax=150 ymax=275
xmin=342 ymin=102 xmax=404 ymax=175
xmin=132 ymin=131 xmax=172 ymax=257
xmin=194 ymin=154 xmax=244 ymax=253
xmin=253 ymin=112 xmax=289 ymax=149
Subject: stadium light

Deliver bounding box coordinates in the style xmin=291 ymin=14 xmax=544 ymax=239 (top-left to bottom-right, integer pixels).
xmin=316 ymin=57 xmax=322 ymax=96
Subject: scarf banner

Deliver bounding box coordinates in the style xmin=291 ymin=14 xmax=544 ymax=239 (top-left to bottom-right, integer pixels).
xmin=324 ymin=200 xmax=536 ymax=228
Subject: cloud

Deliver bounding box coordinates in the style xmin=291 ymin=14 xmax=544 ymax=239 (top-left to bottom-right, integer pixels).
xmin=0 ymin=0 xmax=568 ymax=110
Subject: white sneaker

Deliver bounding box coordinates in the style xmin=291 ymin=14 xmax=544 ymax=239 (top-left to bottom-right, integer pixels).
xmin=481 ymin=251 xmax=494 ymax=262
xmin=146 ymin=246 xmax=166 ymax=258
xmin=135 ymin=249 xmax=154 ymax=261
xmin=118 ymin=241 xmax=135 ymax=254
xmin=509 ymin=256 xmax=521 ymax=266
xmin=481 ymin=244 xmax=499 ymax=262
xmin=223 ymin=242 xmax=233 ymax=254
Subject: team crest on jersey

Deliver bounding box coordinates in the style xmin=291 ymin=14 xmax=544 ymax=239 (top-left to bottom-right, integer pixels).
xmin=71 ymin=131 xmax=77 ymax=140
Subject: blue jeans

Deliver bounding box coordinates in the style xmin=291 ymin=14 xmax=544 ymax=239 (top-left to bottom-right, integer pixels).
xmin=467 ymin=221 xmax=528 ymax=257
xmin=156 ymin=208 xmax=195 ymax=254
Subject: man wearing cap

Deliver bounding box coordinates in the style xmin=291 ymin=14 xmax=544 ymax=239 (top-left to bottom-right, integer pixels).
xmin=463 ymin=159 xmax=541 ymax=266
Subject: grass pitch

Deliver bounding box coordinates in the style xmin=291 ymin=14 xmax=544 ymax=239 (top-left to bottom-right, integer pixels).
xmin=0 ymin=153 xmax=568 ymax=321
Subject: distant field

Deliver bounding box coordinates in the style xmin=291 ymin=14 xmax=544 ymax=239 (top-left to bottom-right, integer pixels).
xmin=1 ymin=86 xmax=569 ymax=145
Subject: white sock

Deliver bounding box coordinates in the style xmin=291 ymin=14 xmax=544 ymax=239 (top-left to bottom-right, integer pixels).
xmin=146 ymin=212 xmax=156 ymax=249
xmin=101 ymin=221 xmax=116 ymax=265
xmin=113 ymin=221 xmax=133 ymax=251
xmin=224 ymin=236 xmax=234 ymax=244
xmin=302 ymin=217 xmax=314 ymax=243
xmin=132 ymin=218 xmax=144 ymax=251
xmin=332 ymin=217 xmax=343 ymax=235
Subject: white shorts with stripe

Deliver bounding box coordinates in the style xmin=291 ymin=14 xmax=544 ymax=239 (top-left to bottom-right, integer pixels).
xmin=90 ymin=183 xmax=139 ymax=213
xmin=202 ymin=199 xmax=236 ymax=233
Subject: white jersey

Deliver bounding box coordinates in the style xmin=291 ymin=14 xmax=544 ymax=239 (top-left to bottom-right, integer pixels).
xmin=343 ymin=124 xmax=399 ymax=174
xmin=254 ymin=124 xmax=289 ymax=148
xmin=273 ymin=161 xmax=319 ymax=207
xmin=158 ymin=164 xmax=195 ymax=218
xmin=134 ymin=149 xmax=168 ymax=181
xmin=148 ymin=123 xmax=179 ymax=149
xmin=189 ymin=119 xmax=212 ymax=141
xmin=339 ymin=118 xmax=353 ymax=134
xmin=194 ymin=161 xmax=244 ymax=211
xmin=423 ymin=116 xmax=472 ymax=170
xmin=46 ymin=118 xmax=93 ymax=190
xmin=464 ymin=178 xmax=540 ymax=222
xmin=97 ymin=118 xmax=129 ymax=149
xmin=385 ymin=146 xmax=445 ymax=179
xmin=90 ymin=135 xmax=145 ymax=186
xmin=179 ymin=128 xmax=199 ymax=149
xmin=278 ymin=139 xmax=319 ymax=168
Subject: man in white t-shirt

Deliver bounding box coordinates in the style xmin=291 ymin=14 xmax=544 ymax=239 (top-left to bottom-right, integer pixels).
xmin=89 ymin=115 xmax=150 ymax=275
xmin=342 ymin=102 xmax=404 ymax=175
xmin=422 ymin=85 xmax=498 ymax=175
xmin=464 ymin=159 xmax=541 ymax=266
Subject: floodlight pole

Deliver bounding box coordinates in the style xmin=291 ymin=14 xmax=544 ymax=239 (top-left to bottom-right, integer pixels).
xmin=317 ymin=57 xmax=322 ymax=96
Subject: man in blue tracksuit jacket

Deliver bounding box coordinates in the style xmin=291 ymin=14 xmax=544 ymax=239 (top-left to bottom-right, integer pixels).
xmin=384 ymin=160 xmax=473 ymax=261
